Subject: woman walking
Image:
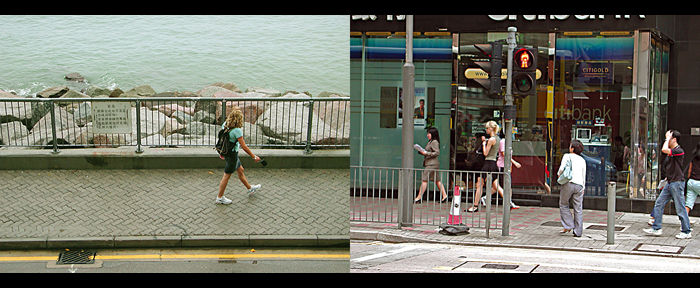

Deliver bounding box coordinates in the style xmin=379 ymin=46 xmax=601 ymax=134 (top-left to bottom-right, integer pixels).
xmin=414 ymin=127 xmax=448 ymax=203
xmin=468 ymin=121 xmax=500 ymax=213
xmin=480 ymin=132 xmax=522 ymax=210
xmin=216 ymin=107 xmax=262 ymax=205
xmin=684 ymin=142 xmax=700 ymax=217
xmin=558 ymin=140 xmax=587 ymax=237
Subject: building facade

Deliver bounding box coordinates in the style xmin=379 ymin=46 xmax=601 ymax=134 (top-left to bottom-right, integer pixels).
xmin=351 ymin=15 xmax=699 ymax=199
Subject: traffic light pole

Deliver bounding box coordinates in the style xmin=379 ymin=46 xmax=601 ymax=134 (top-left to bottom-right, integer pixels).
xmin=503 ymin=27 xmax=517 ymax=236
xmin=399 ymin=15 xmax=415 ymax=228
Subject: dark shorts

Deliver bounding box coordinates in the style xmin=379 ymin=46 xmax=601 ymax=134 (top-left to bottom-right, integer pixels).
xmin=480 ymin=160 xmax=499 ymax=182
xmin=224 ymin=153 xmax=242 ymax=174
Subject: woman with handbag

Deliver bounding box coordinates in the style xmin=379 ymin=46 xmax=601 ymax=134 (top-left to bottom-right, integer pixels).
xmin=468 ymin=121 xmax=501 ymax=213
xmin=557 ymin=140 xmax=587 ymax=237
xmin=414 ymin=127 xmax=448 ymax=203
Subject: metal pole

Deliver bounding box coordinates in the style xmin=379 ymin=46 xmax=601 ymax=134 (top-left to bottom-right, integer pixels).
xmin=399 ymin=15 xmax=415 ymax=228
xmin=486 ymin=173 xmax=492 ymax=238
xmin=135 ymin=99 xmax=143 ymax=153
xmin=49 ymin=101 xmax=59 ymax=154
xmin=503 ymin=27 xmax=517 ymax=236
xmin=305 ymin=99 xmax=314 ymax=154
xmin=607 ymin=181 xmax=616 ymax=244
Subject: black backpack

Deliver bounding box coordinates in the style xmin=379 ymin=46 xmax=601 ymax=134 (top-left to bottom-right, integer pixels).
xmin=215 ymin=128 xmax=236 ymax=157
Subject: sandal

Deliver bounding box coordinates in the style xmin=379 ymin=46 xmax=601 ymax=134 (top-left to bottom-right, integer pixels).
xmin=467 ymin=206 xmax=479 ymax=213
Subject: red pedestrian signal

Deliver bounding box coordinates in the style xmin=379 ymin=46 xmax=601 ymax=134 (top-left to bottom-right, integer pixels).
xmin=512 ymin=46 xmax=537 ymax=98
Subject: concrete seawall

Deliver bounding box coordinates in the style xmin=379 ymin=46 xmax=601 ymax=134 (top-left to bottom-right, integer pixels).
xmin=0 ymin=147 xmax=349 ymax=170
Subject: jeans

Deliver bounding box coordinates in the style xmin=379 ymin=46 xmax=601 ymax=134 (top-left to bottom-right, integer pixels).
xmin=686 ymin=179 xmax=700 ymax=210
xmin=652 ymin=181 xmax=691 ymax=233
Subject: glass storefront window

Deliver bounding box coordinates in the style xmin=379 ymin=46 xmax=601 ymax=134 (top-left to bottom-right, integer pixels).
xmin=454 ymin=32 xmax=550 ymax=192
xmin=553 ymin=32 xmax=634 ymax=197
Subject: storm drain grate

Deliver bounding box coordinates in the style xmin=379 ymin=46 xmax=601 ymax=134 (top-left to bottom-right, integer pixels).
xmin=540 ymin=221 xmax=561 ymax=227
xmin=633 ymin=244 xmax=685 ymax=254
xmin=57 ymin=250 xmax=96 ymax=265
xmin=586 ymin=224 xmax=626 ymax=231
xmin=481 ymin=263 xmax=519 ymax=270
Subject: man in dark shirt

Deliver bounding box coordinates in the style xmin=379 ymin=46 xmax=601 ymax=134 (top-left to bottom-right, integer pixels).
xmin=644 ymin=130 xmax=692 ymax=239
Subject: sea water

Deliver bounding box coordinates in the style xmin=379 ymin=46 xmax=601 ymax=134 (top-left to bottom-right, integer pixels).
xmin=0 ymin=15 xmax=349 ymax=97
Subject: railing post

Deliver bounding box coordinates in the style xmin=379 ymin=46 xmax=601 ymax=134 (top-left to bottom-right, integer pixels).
xmin=49 ymin=100 xmax=59 ymax=154
xmin=485 ymin=172 xmax=492 ymax=238
xmin=135 ymin=99 xmax=143 ymax=153
xmin=305 ymin=99 xmax=314 ymax=154
xmin=222 ymin=98 xmax=227 ymax=125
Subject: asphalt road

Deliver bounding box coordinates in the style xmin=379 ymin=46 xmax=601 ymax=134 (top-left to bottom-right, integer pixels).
xmin=351 ymin=240 xmax=700 ymax=273
xmin=0 ymin=247 xmax=349 ymax=273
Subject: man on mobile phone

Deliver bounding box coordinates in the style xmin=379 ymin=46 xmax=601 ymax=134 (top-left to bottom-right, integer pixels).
xmin=644 ymin=130 xmax=692 ymax=239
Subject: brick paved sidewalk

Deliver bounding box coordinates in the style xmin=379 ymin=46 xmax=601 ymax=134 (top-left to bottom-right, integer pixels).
xmin=0 ymin=168 xmax=349 ymax=249
xmin=351 ymin=204 xmax=700 ymax=258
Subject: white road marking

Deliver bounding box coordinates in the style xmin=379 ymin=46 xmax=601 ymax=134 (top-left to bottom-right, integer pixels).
xmin=351 ymin=246 xmax=420 ymax=263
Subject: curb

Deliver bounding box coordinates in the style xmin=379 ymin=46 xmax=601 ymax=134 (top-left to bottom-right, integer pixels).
xmin=350 ymin=229 xmax=700 ymax=260
xmin=0 ymin=235 xmax=349 ymax=250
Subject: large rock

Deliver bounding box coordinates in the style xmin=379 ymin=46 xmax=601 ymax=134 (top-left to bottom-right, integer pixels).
xmin=193 ymin=110 xmax=216 ymax=124
xmin=122 ymin=85 xmax=156 ymax=98
xmin=210 ymin=82 xmax=241 ymax=92
xmin=154 ymin=104 xmax=195 ymax=117
xmin=214 ymin=91 xmax=269 ymax=124
xmin=36 ymin=86 xmax=69 ymax=98
xmin=0 ymin=121 xmax=29 ymax=145
xmin=85 ymin=86 xmax=112 ymax=97
xmin=194 ymin=86 xmax=232 ymax=115
xmin=256 ymin=92 xmax=349 ymax=146
xmin=130 ymin=107 xmax=169 ymax=138
xmin=64 ymin=72 xmax=85 ymax=82
xmin=0 ymin=92 xmax=33 ymax=124
xmin=246 ymin=87 xmax=281 ymax=97
xmin=31 ymin=105 xmax=76 ymax=135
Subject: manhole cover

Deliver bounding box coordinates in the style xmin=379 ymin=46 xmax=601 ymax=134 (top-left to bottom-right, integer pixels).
xmin=586 ymin=224 xmax=626 ymax=231
xmin=481 ymin=263 xmax=519 ymax=270
xmin=633 ymin=244 xmax=685 ymax=254
xmin=540 ymin=221 xmax=561 ymax=227
xmin=57 ymin=250 xmax=96 ymax=265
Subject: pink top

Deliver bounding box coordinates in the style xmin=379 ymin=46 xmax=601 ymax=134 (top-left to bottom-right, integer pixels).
xmin=497 ymin=139 xmax=505 ymax=168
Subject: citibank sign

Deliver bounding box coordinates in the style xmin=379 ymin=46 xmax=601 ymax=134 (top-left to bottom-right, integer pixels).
xmin=488 ymin=15 xmax=645 ymax=21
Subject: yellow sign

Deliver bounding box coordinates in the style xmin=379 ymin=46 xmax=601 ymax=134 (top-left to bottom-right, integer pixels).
xmin=465 ymin=68 xmax=542 ymax=80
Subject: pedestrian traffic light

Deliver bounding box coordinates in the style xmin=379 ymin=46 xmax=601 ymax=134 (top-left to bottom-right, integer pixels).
xmin=512 ymin=46 xmax=537 ymax=98
xmin=468 ymin=42 xmax=503 ymax=98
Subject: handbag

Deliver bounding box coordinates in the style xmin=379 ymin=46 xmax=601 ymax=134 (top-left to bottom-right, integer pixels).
xmin=557 ymin=154 xmax=573 ymax=185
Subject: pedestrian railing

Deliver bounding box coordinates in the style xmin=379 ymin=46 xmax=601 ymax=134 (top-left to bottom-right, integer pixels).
xmin=351 ymin=165 xmax=507 ymax=235
xmin=0 ymin=97 xmax=349 ymax=153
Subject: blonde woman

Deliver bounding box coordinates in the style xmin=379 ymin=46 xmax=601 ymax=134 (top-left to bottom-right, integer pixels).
xmin=468 ymin=121 xmax=500 ymax=212
xmin=216 ymin=107 xmax=261 ymax=205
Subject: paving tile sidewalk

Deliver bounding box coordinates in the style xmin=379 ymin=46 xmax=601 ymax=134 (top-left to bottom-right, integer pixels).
xmin=0 ymin=168 xmax=349 ymax=249
xmin=351 ymin=205 xmax=700 ymax=258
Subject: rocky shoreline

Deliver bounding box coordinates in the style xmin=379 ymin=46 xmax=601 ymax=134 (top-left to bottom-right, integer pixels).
xmin=0 ymin=73 xmax=350 ymax=148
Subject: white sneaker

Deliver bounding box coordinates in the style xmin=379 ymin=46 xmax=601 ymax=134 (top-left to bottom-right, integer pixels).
xmin=675 ymin=232 xmax=692 ymax=239
xmin=248 ymin=184 xmax=261 ymax=195
xmin=510 ymin=201 xmax=520 ymax=210
xmin=643 ymin=228 xmax=663 ymax=236
xmin=648 ymin=218 xmax=655 ymax=226
xmin=480 ymin=196 xmax=486 ymax=206
xmin=216 ymin=196 xmax=232 ymax=205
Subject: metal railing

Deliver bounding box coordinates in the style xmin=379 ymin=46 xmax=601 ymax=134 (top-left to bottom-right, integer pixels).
xmin=0 ymin=97 xmax=349 ymax=153
xmin=351 ymin=166 xmax=506 ymax=236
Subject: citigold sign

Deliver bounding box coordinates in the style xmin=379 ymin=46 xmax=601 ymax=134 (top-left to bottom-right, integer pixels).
xmin=465 ymin=68 xmax=542 ymax=80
